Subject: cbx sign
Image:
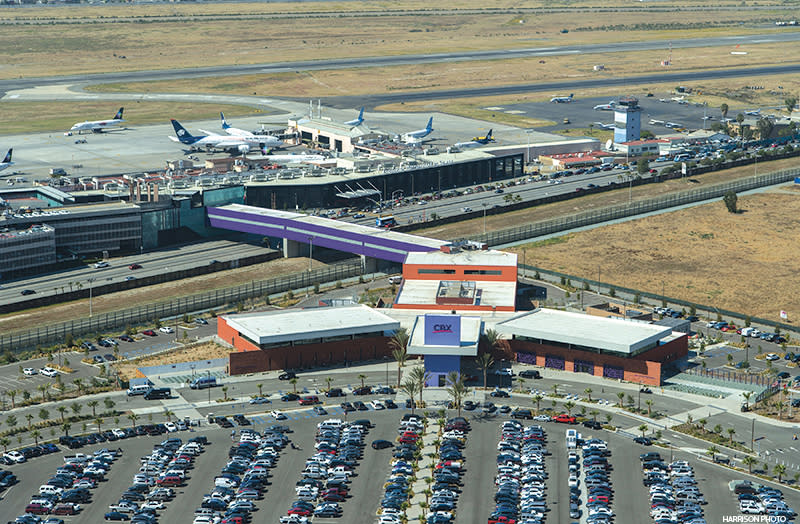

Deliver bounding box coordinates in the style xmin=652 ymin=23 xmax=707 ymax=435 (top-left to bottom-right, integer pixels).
xmin=424 ymin=314 xmax=461 ymax=346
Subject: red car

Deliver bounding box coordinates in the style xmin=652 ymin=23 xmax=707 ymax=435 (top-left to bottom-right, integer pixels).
xmin=488 ymin=517 xmax=516 ymax=524
xmin=53 ymin=503 xmax=80 ymax=515
xmin=142 ymin=329 xmax=157 ymax=336
xmin=589 ymin=496 xmax=610 ymax=504
xmin=298 ymin=395 xmax=319 ymax=406
xmin=156 ymin=475 xmax=181 ymax=486
xmin=721 ymin=324 xmax=738 ymax=332
xmin=553 ymin=414 xmax=577 ymax=424
xmin=287 ymin=507 xmax=312 ymax=516
xmin=25 ymin=504 xmax=51 ymax=515
xmin=128 ymin=263 xmax=142 ymax=270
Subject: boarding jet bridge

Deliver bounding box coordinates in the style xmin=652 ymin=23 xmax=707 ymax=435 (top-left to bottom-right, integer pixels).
xmin=207 ymin=204 xmax=446 ymax=269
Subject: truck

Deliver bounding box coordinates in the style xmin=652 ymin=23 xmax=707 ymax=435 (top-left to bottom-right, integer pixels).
xmin=375 ymin=215 xmax=397 ymax=228
xmin=49 ymin=168 xmax=67 ymax=176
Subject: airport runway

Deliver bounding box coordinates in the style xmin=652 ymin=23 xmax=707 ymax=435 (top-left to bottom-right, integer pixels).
xmin=2 ymin=31 xmax=800 ymax=101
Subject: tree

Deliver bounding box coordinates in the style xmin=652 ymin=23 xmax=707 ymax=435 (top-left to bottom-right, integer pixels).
xmin=221 ymin=386 xmax=229 ymax=401
xmin=533 ymin=395 xmax=543 ymax=414
xmin=25 ymin=413 xmax=33 ymax=429
xmin=786 ymin=97 xmax=797 ymax=115
xmin=400 ymin=379 xmax=419 ymax=414
xmin=0 ymin=437 xmax=8 ymax=452
xmin=357 ymin=374 xmax=366 ymax=390
xmin=481 ymin=329 xmax=502 ymax=355
xmin=713 ymin=423 xmax=722 ymax=435
xmin=584 ymin=388 xmax=593 ymax=402
xmin=8 ymin=389 xmax=17 ymax=409
xmin=476 ymin=353 xmax=494 ymax=391
xmin=637 ymin=157 xmax=650 ymax=175
xmin=163 ymin=409 xmax=174 ymax=422
xmin=56 ymin=406 xmax=67 ymax=423
xmin=87 ymin=400 xmax=99 ymax=418
xmin=645 ymin=399 xmax=653 ymax=417
xmin=445 ymin=371 xmax=470 ymax=417
xmin=95 ymin=417 xmax=103 ymax=432
xmin=128 ymin=413 xmax=138 ymax=429
xmin=408 ymin=367 xmax=431 ymax=407
xmin=706 ymin=445 xmax=719 ymax=462
xmin=723 ymin=190 xmax=738 ymax=213
xmin=564 ymin=401 xmax=575 ymax=416
xmin=31 ymin=429 xmax=41 ymax=446
xmin=589 ymin=409 xmax=599 ymax=422
xmin=720 ymin=103 xmax=729 ymax=120
xmin=515 ymin=378 xmax=526 ymax=393
xmin=73 ymin=378 xmax=84 ymax=394
xmin=617 ymin=391 xmax=625 ymax=407
xmin=638 ymin=424 xmax=648 ymax=437
xmin=324 ymin=377 xmax=333 ymax=393
xmin=37 ymin=383 xmax=48 ymax=402
xmin=727 ymin=427 xmax=736 ymax=446
xmin=256 ymin=383 xmax=263 ymax=397
xmin=742 ymin=455 xmax=757 ymax=474
xmin=774 ymin=463 xmax=786 ymax=483
xmin=103 ymin=398 xmax=116 ymax=411
xmin=390 ymin=328 xmax=409 ymax=388
xmin=61 ymin=423 xmax=71 ymax=436
xmin=71 ymin=402 xmax=82 ymax=416
xmin=6 ymin=414 xmax=17 ymax=430
xmin=742 ymin=391 xmax=752 ymax=410
xmin=774 ymin=401 xmax=785 ymax=419
xmin=290 ymin=378 xmax=298 ymax=394
xmin=38 ymin=408 xmax=50 ymax=423
xmin=604 ymin=413 xmax=613 ymax=425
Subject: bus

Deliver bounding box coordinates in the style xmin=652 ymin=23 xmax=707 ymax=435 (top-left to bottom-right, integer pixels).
xmin=375 ymin=216 xmax=397 ymax=228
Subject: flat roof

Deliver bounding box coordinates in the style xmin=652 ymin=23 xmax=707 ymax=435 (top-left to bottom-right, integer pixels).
xmin=395 ymin=280 xmax=516 ymax=308
xmin=222 ymin=304 xmax=400 ymax=345
xmin=407 ymin=314 xmax=481 ymax=357
xmin=495 ymin=308 xmax=673 ymax=355
xmin=404 ymin=249 xmax=517 ymax=267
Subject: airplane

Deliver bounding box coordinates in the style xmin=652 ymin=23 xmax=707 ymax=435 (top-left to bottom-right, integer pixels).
xmin=670 ymin=96 xmax=686 ymax=102
xmin=344 ymin=107 xmax=364 ymax=127
xmin=649 ymin=119 xmax=665 ymax=125
xmin=453 ymin=129 xmax=495 ymax=149
xmin=744 ymin=109 xmax=761 ymax=116
xmin=169 ymin=119 xmax=273 ymax=154
xmin=0 ymin=149 xmax=13 ymax=172
xmin=550 ymin=94 xmax=574 ymax=103
xmin=593 ymin=101 xmax=616 ymax=111
xmin=400 ymin=117 xmax=434 ymax=143
xmin=593 ymin=122 xmax=615 ymax=130
xmin=219 ymin=113 xmax=283 ymax=150
xmin=69 ymin=107 xmax=125 ymax=134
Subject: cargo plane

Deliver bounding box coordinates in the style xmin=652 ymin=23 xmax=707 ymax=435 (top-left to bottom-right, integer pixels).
xmin=69 ymin=107 xmax=125 ymax=134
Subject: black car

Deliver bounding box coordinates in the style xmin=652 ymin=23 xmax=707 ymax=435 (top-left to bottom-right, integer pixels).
xmin=518 ymin=370 xmax=541 ymax=379
xmin=119 ymin=335 xmax=134 ymax=343
xmin=353 ymin=401 xmax=368 ymax=411
xmin=326 ymin=388 xmax=344 ymax=397
xmin=340 ymin=402 xmax=355 ymax=412
xmin=281 ymin=393 xmax=300 ymax=401
xmin=20 ymin=289 xmax=36 ymax=296
xmin=278 ymin=371 xmax=297 ymax=380
xmin=583 ymin=420 xmax=602 ymax=430
xmin=372 ymin=439 xmax=394 ymax=450
xmin=352 ymin=386 xmax=372 ymax=395
xmin=777 ymin=372 xmax=791 ymax=380
xmin=511 ymin=409 xmax=532 ymax=419
xmin=634 ymin=436 xmax=652 ymax=446
xmin=490 ymin=390 xmax=510 ymax=398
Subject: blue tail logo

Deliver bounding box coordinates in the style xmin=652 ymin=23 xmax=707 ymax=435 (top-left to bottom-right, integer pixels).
xmin=114 ymin=108 xmax=124 ymax=120
xmin=2 ymin=149 xmax=11 ymax=163
xmin=170 ymin=119 xmax=195 ymax=143
xmin=220 ymin=112 xmax=230 ymax=130
xmin=426 ymin=117 xmax=433 ymax=131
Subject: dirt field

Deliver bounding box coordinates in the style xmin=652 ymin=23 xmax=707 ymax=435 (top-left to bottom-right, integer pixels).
xmin=506 ymin=186 xmax=800 ymax=321
xmin=113 ymin=341 xmax=231 ymax=380
xmin=0 ymin=257 xmax=315 ymax=336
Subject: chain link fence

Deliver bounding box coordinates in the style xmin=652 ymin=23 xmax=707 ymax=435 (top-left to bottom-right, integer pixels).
xmin=0 ymin=259 xmax=368 ymax=354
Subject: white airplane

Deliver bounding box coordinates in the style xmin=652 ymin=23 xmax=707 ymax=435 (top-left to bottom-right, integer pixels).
xmin=169 ymin=119 xmax=273 ymax=154
xmin=744 ymin=109 xmax=761 ymax=116
xmin=401 ymin=117 xmax=434 ymax=143
xmin=344 ymin=107 xmax=364 ymax=127
xmin=649 ymin=119 xmax=665 ymax=125
xmin=671 ymin=96 xmax=686 ymax=102
xmin=0 ymin=149 xmax=13 ymax=172
xmin=593 ymin=101 xmax=616 ymax=111
xmin=454 ymin=129 xmax=494 ymax=149
xmin=550 ymin=93 xmax=574 ymax=103
xmin=593 ymin=122 xmax=615 ymax=130
xmin=69 ymin=107 xmax=125 ymax=134
xmin=219 ymin=113 xmax=283 ymax=150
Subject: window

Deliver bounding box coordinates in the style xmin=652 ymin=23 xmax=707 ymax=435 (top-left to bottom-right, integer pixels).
xmin=418 ymin=268 xmax=455 ymax=275
xmin=464 ymin=269 xmax=502 ymax=276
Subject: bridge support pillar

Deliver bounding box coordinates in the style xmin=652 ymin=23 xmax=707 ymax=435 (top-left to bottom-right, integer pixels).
xmin=360 ymin=255 xmax=378 ymax=274
xmin=283 ymin=239 xmax=309 ymax=258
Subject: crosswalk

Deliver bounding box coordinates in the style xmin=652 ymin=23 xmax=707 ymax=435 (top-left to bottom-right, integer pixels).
xmin=244 ymin=404 xmax=410 ymax=424
xmin=160 ymin=370 xmax=228 ymax=384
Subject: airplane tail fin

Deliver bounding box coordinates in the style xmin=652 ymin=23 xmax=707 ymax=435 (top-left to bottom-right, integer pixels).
xmin=487 ymin=129 xmax=493 ymax=140
xmin=2 ymin=148 xmax=11 ymax=163
xmin=426 ymin=117 xmax=433 ymax=131
xmin=114 ymin=107 xmax=124 ymax=120
xmin=357 ymin=107 xmax=364 ymax=123
xmin=170 ymin=119 xmax=195 ymax=143
xmin=220 ymin=112 xmax=230 ymax=130
xmin=569 ymin=94 xmax=574 ymax=98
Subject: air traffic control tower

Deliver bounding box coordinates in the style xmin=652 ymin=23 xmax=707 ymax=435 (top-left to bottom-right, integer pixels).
xmin=613 ymin=96 xmax=642 ymax=144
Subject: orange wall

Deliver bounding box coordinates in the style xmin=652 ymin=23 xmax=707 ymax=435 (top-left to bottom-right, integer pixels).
xmin=218 ymin=317 xmax=260 ymax=353
xmin=402 ymin=263 xmax=516 ymax=282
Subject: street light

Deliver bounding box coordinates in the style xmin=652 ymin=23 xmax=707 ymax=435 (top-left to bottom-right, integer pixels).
xmin=384 ymin=356 xmax=389 ymax=386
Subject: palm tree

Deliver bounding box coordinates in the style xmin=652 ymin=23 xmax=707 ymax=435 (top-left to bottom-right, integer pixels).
xmin=163 ymin=409 xmax=174 ymax=423
xmin=221 ymin=386 xmax=229 ymax=401
xmin=38 ymin=408 xmax=50 ymax=423
xmin=357 ymin=374 xmax=366 ymax=389
xmin=56 ymin=406 xmax=67 ymax=423
xmin=742 ymin=391 xmax=752 ymax=410
xmin=256 ymin=383 xmax=263 ymax=397
xmin=476 ymin=353 xmax=494 ymax=391
xmin=61 ymin=422 xmax=71 ymax=436
xmin=400 ymin=379 xmax=419 ymax=414
xmin=8 ymin=389 xmax=17 ymax=409
xmin=31 ymin=429 xmax=41 ymax=446
xmin=408 ymin=367 xmax=431 ymax=408
xmin=605 ymin=413 xmax=613 ymax=425
xmin=37 ymin=383 xmax=48 ymax=402
xmin=70 ymin=402 xmax=82 ymax=416
xmin=638 ymin=424 xmax=649 ymax=437
xmin=727 ymin=427 xmax=736 ymax=446
xmin=72 ymin=378 xmax=84 ymax=394
xmin=552 ymin=384 xmax=560 ymax=397
xmin=516 ymin=377 xmax=526 ymax=393
xmin=589 ymin=409 xmax=599 ymax=422
xmin=0 ymin=437 xmax=9 ymax=452
xmin=6 ymin=415 xmax=17 ymax=430
xmin=445 ymin=371 xmax=470 ymax=417
xmin=87 ymin=400 xmax=99 ymax=418
xmin=104 ymin=398 xmax=116 ymax=411
xmin=616 ymin=391 xmax=625 ymax=407
xmin=389 ymin=328 xmax=409 ymax=388
xmin=324 ymin=377 xmax=333 ymax=393
xmin=290 ymin=378 xmax=298 ymax=394
xmin=742 ymin=455 xmax=757 ymax=474
xmin=706 ymin=445 xmax=719 ymax=462
xmin=481 ymin=328 xmax=502 ymax=354
xmin=564 ymin=401 xmax=575 ymax=416
xmin=128 ymin=413 xmax=138 ymax=429
xmin=584 ymin=388 xmax=593 ymax=402
xmin=645 ymin=399 xmax=653 ymax=417
xmin=686 ymin=413 xmax=694 ymax=427
xmin=774 ymin=463 xmax=786 ymax=483
xmin=533 ymin=395 xmax=543 ymax=414
xmin=95 ymin=417 xmax=103 ymax=432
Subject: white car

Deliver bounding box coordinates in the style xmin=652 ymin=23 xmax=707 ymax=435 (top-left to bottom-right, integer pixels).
xmin=370 ymin=400 xmax=385 ymax=410
xmin=94 ymin=261 xmax=109 ymax=269
xmin=164 ymin=422 xmax=178 ymax=432
xmin=141 ymin=501 xmax=164 ymax=510
xmin=40 ymin=367 xmax=58 ymax=377
xmin=271 ymin=410 xmax=286 ymax=420
xmin=766 ymin=353 xmax=780 ymax=361
xmin=494 ymin=368 xmax=514 ymax=376
xmin=111 ymin=428 xmax=126 ymax=439
xmin=3 ymin=450 xmax=26 ymax=463
xmin=533 ymin=415 xmax=550 ymax=422
xmin=159 ymin=326 xmax=174 ymax=334
xmin=23 ymin=367 xmax=37 ymax=376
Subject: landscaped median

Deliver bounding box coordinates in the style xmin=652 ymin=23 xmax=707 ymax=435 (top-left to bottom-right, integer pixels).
xmin=405 ymin=417 xmax=439 ymax=522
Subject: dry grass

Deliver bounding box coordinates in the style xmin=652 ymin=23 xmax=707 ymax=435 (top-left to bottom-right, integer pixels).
xmin=113 ymin=341 xmax=231 ymax=380
xmin=507 ymin=187 xmax=800 ymax=321
xmin=0 ymin=257 xmax=316 ymax=335
xmin=0 ymin=100 xmax=266 ymax=136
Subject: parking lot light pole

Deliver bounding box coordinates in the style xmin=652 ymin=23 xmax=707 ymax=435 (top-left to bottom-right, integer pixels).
xmin=384 ymin=356 xmax=389 ymax=386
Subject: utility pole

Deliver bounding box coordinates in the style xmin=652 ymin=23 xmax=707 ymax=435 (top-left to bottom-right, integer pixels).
xmin=751 ymin=418 xmax=755 ymax=452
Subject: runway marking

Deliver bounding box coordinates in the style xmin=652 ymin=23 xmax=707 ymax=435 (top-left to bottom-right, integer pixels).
xmin=504 ymin=110 xmax=526 ymax=115
xmin=752 ymin=39 xmax=775 ymax=43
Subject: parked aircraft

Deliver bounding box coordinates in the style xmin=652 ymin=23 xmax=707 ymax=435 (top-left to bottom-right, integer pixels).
xmin=671 ymin=96 xmax=686 ymax=102
xmin=169 ymin=119 xmax=271 ymax=154
xmin=593 ymin=122 xmax=615 ymax=130
xmin=219 ymin=113 xmax=283 ymax=150
xmin=401 ymin=117 xmax=434 ymax=143
xmin=453 ymin=129 xmax=494 ymax=149
xmin=69 ymin=108 xmax=125 ymax=134
xmin=649 ymin=119 xmax=665 ymax=125
xmin=744 ymin=109 xmax=761 ymax=116
xmin=344 ymin=107 xmax=365 ymax=126
xmin=593 ymin=101 xmax=616 ymax=111
xmin=0 ymin=149 xmax=13 ymax=172
xmin=550 ymin=94 xmax=574 ymax=103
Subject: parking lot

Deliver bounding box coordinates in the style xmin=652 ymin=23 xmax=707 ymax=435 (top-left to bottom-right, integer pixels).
xmin=3 ymin=403 xmax=799 ymax=524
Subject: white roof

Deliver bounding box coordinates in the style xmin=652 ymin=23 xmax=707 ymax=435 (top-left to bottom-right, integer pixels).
xmin=222 ymin=304 xmax=399 ymax=345
xmin=495 ymin=308 xmax=673 ymax=355
xmin=395 ymin=280 xmax=516 ymax=308
xmin=407 ymin=315 xmax=481 ymax=357
xmin=404 ymin=249 xmax=517 ymax=267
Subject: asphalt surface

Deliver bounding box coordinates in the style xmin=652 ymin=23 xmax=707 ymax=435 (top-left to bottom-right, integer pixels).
xmin=3 ymin=408 xmax=799 ymax=524
xmin=0 ymin=351 xmax=98 ymax=397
